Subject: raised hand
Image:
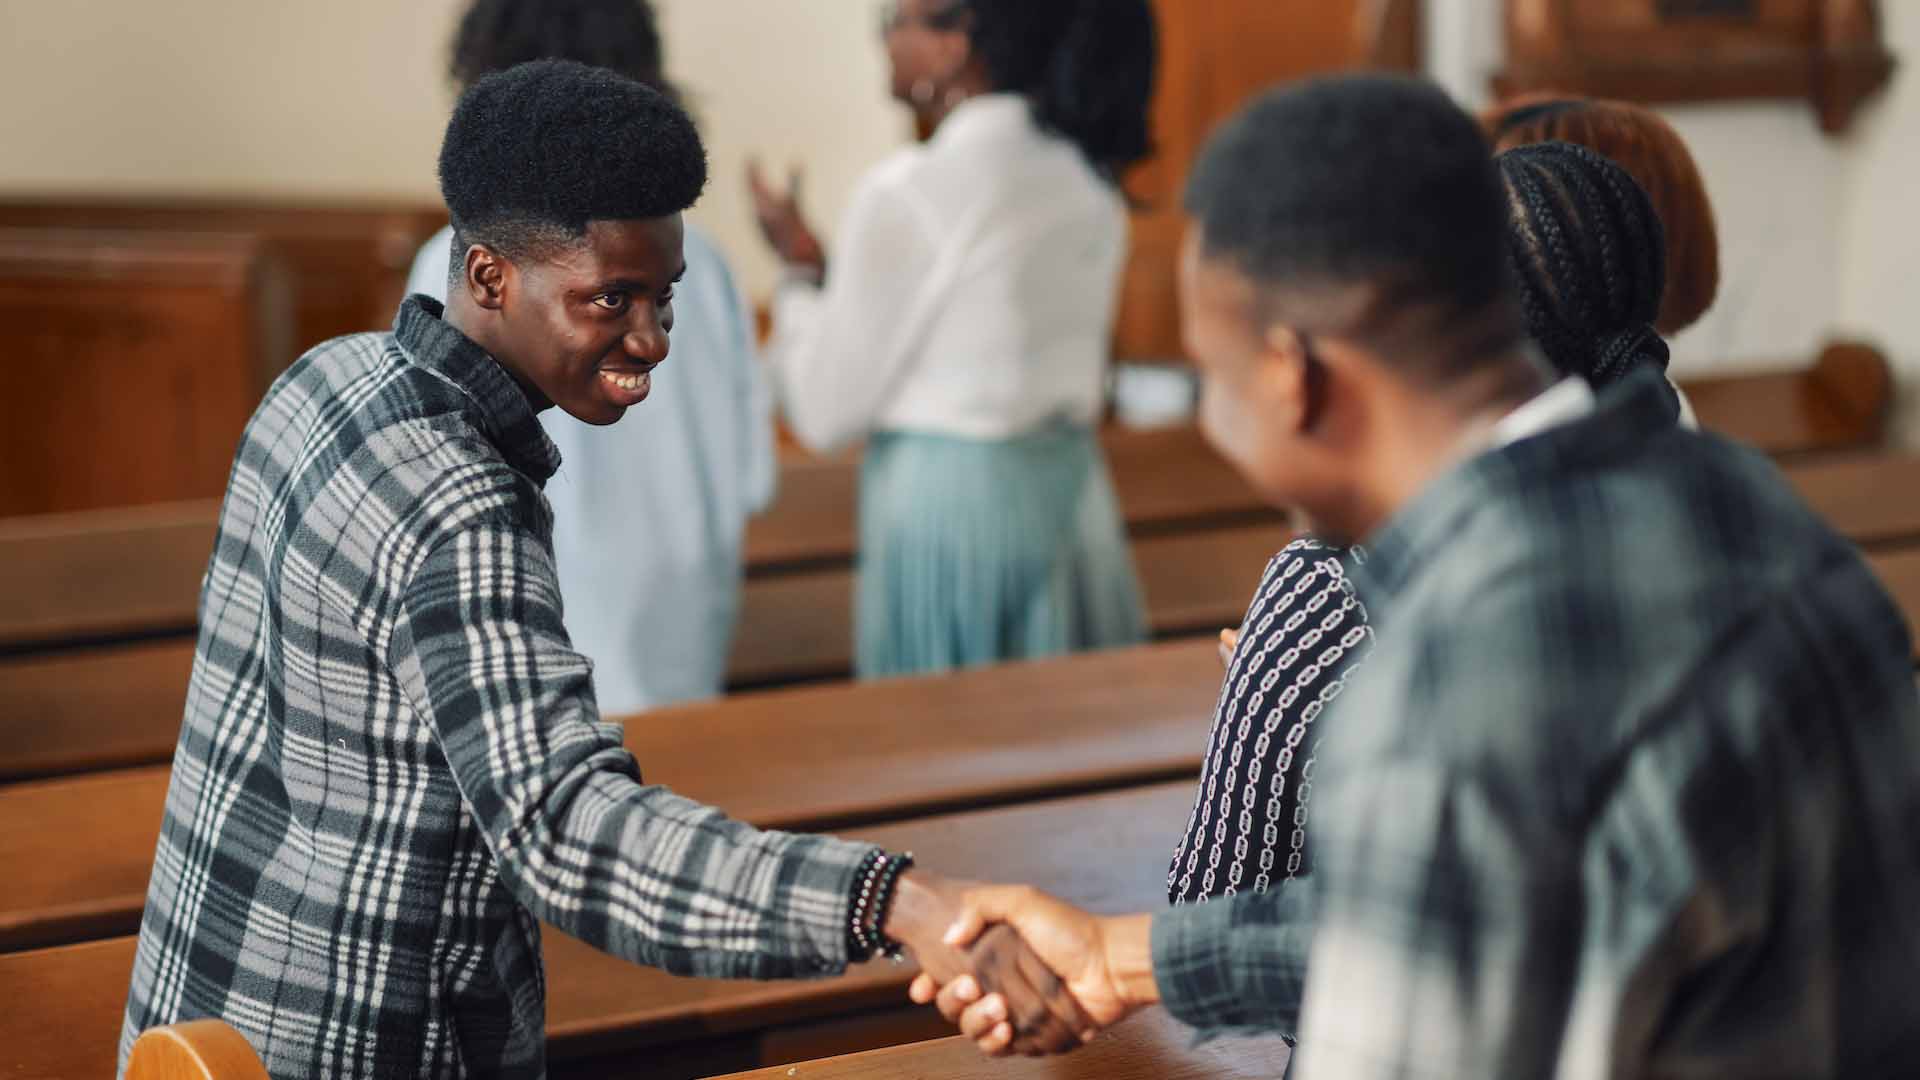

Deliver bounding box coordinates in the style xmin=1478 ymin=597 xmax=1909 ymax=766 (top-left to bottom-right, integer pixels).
xmin=909 ymin=885 xmax=1156 ymax=1056
xmin=745 ymin=158 xmax=826 ymax=276
xmin=883 ymin=871 xmax=1097 ymax=1055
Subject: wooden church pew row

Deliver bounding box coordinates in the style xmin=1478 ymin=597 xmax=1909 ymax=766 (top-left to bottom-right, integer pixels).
xmin=1681 ymin=340 xmax=1891 ymax=459
xmin=727 ymin=522 xmax=1289 ymax=686
xmin=0 ymin=228 xmax=296 ymax=521
xmin=0 ymin=639 xmax=1222 ymax=951
xmin=0 ymin=782 xmax=1211 ymax=1080
xmin=3 ymin=447 xmax=1914 ymax=781
xmin=705 ymin=1009 xmax=1291 ymax=1080
xmin=0 ymin=522 xmax=1285 ymax=782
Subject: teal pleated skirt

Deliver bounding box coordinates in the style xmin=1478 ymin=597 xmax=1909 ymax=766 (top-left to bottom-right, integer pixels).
xmin=856 ymin=424 xmax=1148 ymax=678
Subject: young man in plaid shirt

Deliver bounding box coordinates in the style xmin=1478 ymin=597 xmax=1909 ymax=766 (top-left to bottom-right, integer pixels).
xmin=121 ymin=61 xmax=1086 ymax=1077
xmin=918 ymin=75 xmax=1920 ymax=1077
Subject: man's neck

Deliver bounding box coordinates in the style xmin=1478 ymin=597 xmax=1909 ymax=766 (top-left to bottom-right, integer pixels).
xmin=1318 ymin=351 xmax=1550 ymax=543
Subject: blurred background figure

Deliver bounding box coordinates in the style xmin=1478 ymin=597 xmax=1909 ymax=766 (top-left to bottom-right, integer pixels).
xmin=746 ymin=0 xmax=1158 ymax=678
xmin=1497 ymin=139 xmax=1692 ymax=423
xmin=405 ymin=0 xmax=776 ymax=714
xmin=1483 ymin=95 xmax=1720 ymax=339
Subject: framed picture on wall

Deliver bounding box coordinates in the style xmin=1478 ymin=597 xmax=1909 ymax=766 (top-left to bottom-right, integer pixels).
xmin=1494 ymin=0 xmax=1895 ymax=133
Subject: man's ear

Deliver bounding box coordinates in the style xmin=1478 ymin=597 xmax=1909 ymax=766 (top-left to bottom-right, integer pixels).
xmin=461 ymin=243 xmax=511 ymax=312
xmin=1256 ymin=323 xmax=1315 ymax=436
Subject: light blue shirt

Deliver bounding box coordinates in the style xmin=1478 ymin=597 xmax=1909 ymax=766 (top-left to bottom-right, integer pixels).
xmin=406 ymin=221 xmax=777 ymax=714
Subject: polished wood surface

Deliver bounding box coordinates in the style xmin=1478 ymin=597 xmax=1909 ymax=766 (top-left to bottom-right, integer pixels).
xmin=0 ymin=229 xmax=291 ymax=518
xmin=0 ymin=640 xmax=1219 ymax=950
xmin=1114 ymin=0 xmax=1422 ymax=362
xmin=0 ymin=198 xmax=446 ymax=357
xmin=704 ymin=1009 xmax=1290 ymax=1080
xmin=1685 ymin=341 xmax=1892 ymax=456
xmin=0 ymin=499 xmax=215 ymax=649
xmin=126 ymin=1020 xmax=270 ymax=1080
xmin=0 ymin=783 xmax=1204 ymax=1079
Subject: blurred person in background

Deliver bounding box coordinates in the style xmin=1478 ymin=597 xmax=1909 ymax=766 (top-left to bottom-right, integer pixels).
xmin=1485 ymin=95 xmax=1719 ymax=430
xmin=747 ymin=0 xmax=1157 ymax=678
xmin=407 ymin=0 xmax=775 ymax=714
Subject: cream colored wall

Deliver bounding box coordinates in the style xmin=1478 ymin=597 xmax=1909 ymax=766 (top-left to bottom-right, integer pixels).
xmin=0 ymin=0 xmax=910 ymax=299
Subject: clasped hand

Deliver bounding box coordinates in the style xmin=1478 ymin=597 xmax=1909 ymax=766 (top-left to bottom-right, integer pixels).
xmin=897 ymin=879 xmax=1148 ymax=1057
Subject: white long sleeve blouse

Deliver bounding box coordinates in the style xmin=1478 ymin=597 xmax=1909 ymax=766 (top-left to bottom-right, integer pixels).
xmin=765 ymin=93 xmax=1128 ymax=453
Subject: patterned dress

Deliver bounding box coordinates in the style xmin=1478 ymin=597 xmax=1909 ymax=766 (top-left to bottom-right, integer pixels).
xmin=1168 ymin=538 xmax=1373 ymax=904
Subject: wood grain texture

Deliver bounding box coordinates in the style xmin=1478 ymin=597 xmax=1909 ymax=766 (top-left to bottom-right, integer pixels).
xmin=704 ymin=1009 xmax=1290 ymax=1080
xmin=0 ymin=783 xmax=1219 ymax=1079
xmin=0 ymin=229 xmax=290 ymax=518
xmin=0 ymin=640 xmax=1221 ymax=950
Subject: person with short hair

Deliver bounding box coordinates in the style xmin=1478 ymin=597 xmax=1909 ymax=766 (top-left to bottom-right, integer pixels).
xmin=748 ymin=0 xmax=1158 ymax=678
xmin=405 ymin=0 xmax=776 ymax=715
xmin=1168 ymin=124 xmax=1697 ymax=917
xmin=916 ymin=74 xmax=1920 ymax=1077
xmin=122 ymin=61 xmax=1081 ymax=1078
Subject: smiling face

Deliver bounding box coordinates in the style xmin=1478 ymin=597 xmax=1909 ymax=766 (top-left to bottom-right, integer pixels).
xmin=488 ymin=215 xmax=686 ymax=426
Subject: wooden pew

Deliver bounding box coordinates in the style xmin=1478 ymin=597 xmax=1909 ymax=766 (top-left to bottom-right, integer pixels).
xmin=7 ymin=445 xmax=1920 ymax=782
xmin=0 ymin=427 xmax=1285 ymax=781
xmin=706 ymin=1010 xmax=1290 ymax=1080
xmin=0 ymin=198 xmax=446 ymax=359
xmin=0 ymin=640 xmax=1220 ymax=951
xmin=1683 ymin=340 xmax=1892 ymax=458
xmin=127 ymin=1020 xmax=270 ymax=1080
xmin=0 ymin=228 xmax=293 ymax=518
xmin=0 ymin=782 xmax=1217 ymax=1080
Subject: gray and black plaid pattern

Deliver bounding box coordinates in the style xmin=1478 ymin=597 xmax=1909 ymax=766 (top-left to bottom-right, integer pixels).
xmin=121 ymin=298 xmax=875 ymax=1078
xmin=1152 ymin=371 xmax=1920 ymax=1075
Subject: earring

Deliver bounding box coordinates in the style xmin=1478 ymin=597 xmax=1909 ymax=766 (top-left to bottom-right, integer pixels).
xmin=910 ymin=78 xmax=937 ymax=107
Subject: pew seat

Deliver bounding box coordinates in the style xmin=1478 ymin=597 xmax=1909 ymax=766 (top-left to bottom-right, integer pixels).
xmin=0 ymin=640 xmax=1220 ymax=951
xmin=0 ymin=782 xmax=1210 ymax=1079
xmin=704 ymin=1009 xmax=1291 ymax=1080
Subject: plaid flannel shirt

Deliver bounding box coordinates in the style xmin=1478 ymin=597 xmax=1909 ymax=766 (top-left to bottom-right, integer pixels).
xmin=1151 ymin=371 xmax=1920 ymax=1076
xmin=121 ymin=298 xmax=877 ymax=1078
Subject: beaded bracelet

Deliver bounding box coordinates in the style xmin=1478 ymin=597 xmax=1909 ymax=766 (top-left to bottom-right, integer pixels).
xmin=860 ymin=852 xmax=915 ymax=960
xmin=845 ymin=849 xmax=889 ymax=961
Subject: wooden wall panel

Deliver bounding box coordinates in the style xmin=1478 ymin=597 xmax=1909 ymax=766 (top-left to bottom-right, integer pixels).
xmin=0 ymin=229 xmax=291 ymax=517
xmin=1114 ymin=0 xmax=1423 ymax=361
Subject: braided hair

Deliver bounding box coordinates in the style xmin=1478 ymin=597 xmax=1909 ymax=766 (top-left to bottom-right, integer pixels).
xmin=1497 ymin=141 xmax=1672 ymax=395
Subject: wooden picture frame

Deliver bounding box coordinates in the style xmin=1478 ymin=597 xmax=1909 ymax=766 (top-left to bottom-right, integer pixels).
xmin=1494 ymin=0 xmax=1895 ymax=133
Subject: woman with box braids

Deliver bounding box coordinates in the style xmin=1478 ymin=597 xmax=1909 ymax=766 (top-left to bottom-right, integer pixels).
xmin=1498 ymin=140 xmax=1683 ymax=419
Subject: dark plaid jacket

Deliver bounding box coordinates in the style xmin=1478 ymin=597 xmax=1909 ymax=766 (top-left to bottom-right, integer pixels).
xmin=1152 ymin=372 xmax=1920 ymax=1077
xmin=122 ymin=298 xmax=875 ymax=1078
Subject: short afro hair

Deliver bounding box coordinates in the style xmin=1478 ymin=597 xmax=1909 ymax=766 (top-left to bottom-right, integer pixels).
xmin=449 ymin=0 xmax=674 ymax=100
xmin=1184 ymin=75 xmax=1518 ymax=372
xmin=437 ymin=58 xmax=706 ymax=266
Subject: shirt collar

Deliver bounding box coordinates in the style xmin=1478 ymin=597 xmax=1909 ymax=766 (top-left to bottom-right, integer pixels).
xmin=1355 ymin=368 xmax=1674 ymax=606
xmin=931 ymin=93 xmax=1034 ymax=149
xmin=393 ymin=295 xmax=562 ymax=485
xmin=1488 ymin=375 xmax=1595 ymax=448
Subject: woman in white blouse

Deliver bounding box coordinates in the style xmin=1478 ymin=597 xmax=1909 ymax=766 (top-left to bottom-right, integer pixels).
xmin=751 ymin=0 xmax=1158 ymax=677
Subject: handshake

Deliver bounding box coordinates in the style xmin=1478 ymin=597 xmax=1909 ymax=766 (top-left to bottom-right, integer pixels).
xmin=885 ymin=871 xmax=1159 ymax=1056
